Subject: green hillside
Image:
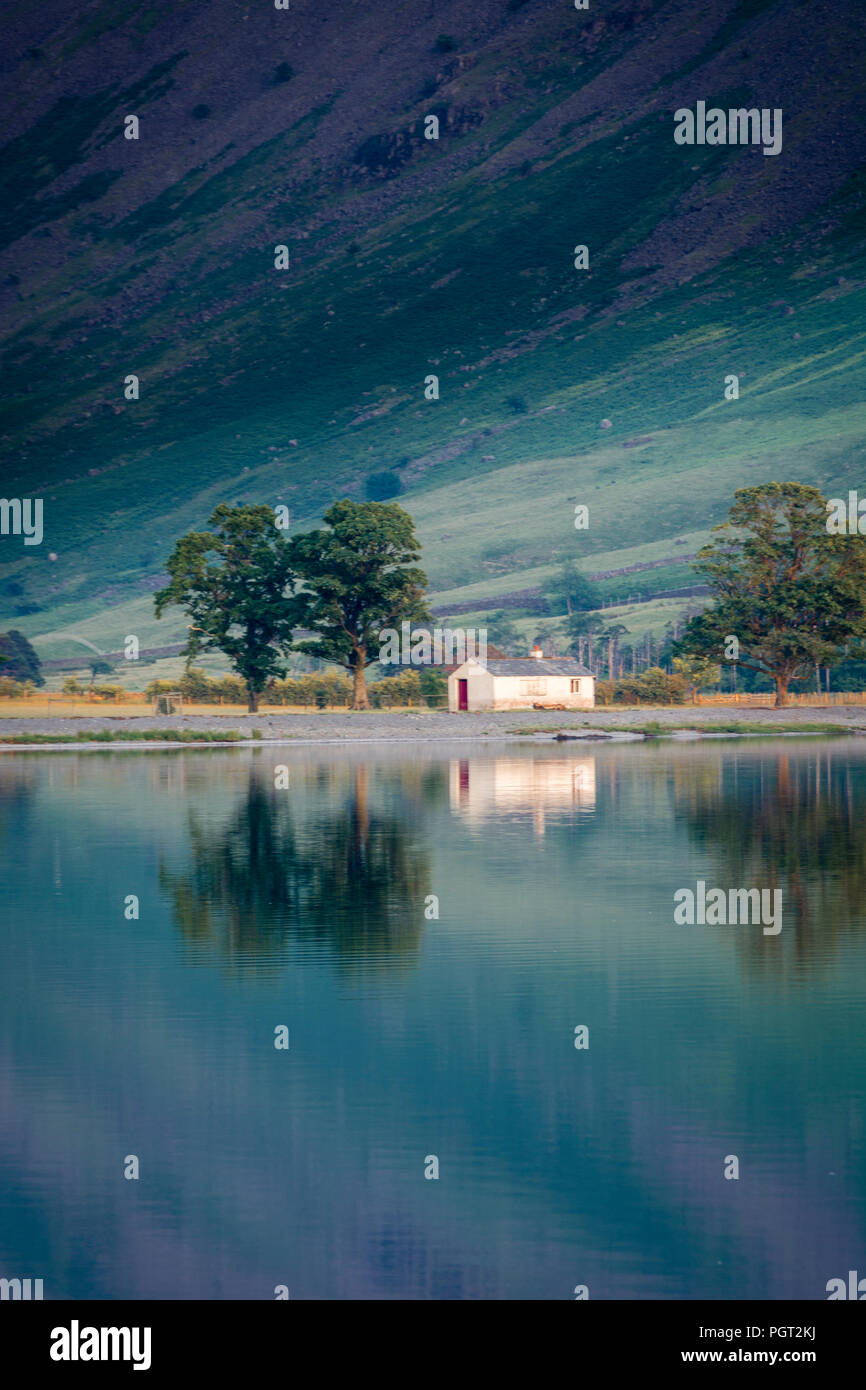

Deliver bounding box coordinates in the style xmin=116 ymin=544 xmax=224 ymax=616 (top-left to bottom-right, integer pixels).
xmin=1 ymin=0 xmax=865 ymax=664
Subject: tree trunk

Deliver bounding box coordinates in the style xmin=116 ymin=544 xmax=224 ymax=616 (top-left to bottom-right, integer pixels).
xmin=247 ymin=684 xmax=259 ymax=713
xmin=352 ymin=660 xmax=369 ymax=710
xmin=774 ymin=675 xmax=789 ymax=708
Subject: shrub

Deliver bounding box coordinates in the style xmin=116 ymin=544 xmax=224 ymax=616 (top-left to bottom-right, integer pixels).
xmin=611 ymin=668 xmax=688 ymax=705
xmin=0 ymin=676 xmax=32 ymax=697
xmin=434 ymin=34 xmax=457 ymax=52
xmin=419 ymin=667 xmax=447 ymax=707
xmin=267 ymin=671 xmax=352 ymax=707
xmin=145 ymin=678 xmax=178 ymax=700
xmin=211 ymin=675 xmax=247 ymax=704
xmin=178 ymin=667 xmax=213 ymax=701
xmin=364 ymin=470 xmax=402 ymax=501
xmin=91 ymin=684 xmax=125 ymax=701
xmin=369 ymin=670 xmax=423 ymax=707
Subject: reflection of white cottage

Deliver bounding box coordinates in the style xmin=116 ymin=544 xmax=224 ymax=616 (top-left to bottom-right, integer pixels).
xmin=448 ymin=647 xmax=594 ymax=712
xmin=450 ymin=756 xmax=596 ymax=835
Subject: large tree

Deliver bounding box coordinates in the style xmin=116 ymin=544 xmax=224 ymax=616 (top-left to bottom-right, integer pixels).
xmin=155 ymin=503 xmax=299 ymax=712
xmin=88 ymin=658 xmax=114 ymax=687
xmin=0 ymin=629 xmax=44 ymax=686
xmin=547 ymin=559 xmax=601 ymax=618
xmin=564 ymin=610 xmax=605 ymax=671
xmin=602 ymin=621 xmax=628 ymax=681
xmin=674 ymin=483 xmax=866 ymax=707
xmin=290 ymin=499 xmax=430 ymax=710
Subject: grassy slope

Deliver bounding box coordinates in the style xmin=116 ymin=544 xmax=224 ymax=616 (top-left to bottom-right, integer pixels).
xmin=1 ymin=0 xmax=865 ymax=662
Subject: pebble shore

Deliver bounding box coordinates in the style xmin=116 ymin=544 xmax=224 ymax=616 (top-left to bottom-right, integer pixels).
xmin=1 ymin=706 xmax=864 ymax=745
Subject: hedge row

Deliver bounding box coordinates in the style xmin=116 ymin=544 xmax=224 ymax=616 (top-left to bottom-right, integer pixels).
xmin=144 ymin=667 xmax=448 ymax=707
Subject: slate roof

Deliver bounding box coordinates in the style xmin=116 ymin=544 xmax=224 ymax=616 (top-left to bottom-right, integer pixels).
xmin=475 ymin=659 xmax=594 ymax=677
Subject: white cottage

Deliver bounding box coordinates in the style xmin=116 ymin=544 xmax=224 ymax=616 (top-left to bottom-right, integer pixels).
xmin=447 ymin=647 xmax=595 ymax=712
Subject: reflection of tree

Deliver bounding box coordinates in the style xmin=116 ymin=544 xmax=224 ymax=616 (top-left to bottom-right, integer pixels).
xmin=161 ymin=765 xmax=431 ymax=975
xmin=398 ymin=763 xmax=449 ymax=813
xmin=0 ymin=767 xmax=35 ymax=842
xmin=160 ymin=772 xmax=307 ymax=969
xmin=305 ymin=767 xmax=431 ymax=963
xmin=673 ymin=750 xmax=866 ymax=974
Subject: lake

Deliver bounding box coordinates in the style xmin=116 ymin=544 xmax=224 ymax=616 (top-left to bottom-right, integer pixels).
xmin=1 ymin=738 xmax=864 ymax=1299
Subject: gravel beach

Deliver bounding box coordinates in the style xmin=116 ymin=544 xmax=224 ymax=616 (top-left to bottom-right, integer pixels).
xmin=1 ymin=706 xmax=865 ymax=745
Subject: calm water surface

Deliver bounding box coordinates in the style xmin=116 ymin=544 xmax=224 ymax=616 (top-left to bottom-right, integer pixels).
xmin=1 ymin=739 xmax=865 ymax=1299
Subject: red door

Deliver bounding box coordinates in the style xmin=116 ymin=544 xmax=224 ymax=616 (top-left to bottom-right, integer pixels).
xmin=458 ymin=679 xmax=468 ymax=711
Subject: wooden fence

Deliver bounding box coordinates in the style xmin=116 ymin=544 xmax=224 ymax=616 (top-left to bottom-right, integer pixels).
xmin=695 ymin=691 xmax=866 ymax=707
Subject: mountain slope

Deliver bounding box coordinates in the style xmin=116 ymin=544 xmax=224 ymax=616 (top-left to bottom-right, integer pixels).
xmin=1 ymin=0 xmax=865 ymax=657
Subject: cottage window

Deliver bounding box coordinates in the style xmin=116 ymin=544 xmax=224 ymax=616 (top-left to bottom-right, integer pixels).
xmin=570 ymin=679 xmax=582 ymax=693
xmin=519 ymin=679 xmax=547 ymax=696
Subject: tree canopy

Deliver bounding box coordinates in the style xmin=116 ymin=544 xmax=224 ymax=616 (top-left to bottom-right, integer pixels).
xmin=0 ymin=629 xmax=44 ymax=686
xmin=547 ymin=559 xmax=601 ymax=617
xmin=290 ymin=498 xmax=430 ymax=709
xmin=674 ymin=483 xmax=866 ymax=706
xmin=155 ymin=503 xmax=299 ymax=712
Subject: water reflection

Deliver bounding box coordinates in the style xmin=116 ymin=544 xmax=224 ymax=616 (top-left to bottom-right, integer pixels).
xmin=2 ymin=741 xmax=865 ymax=1300
xmin=0 ymin=766 xmax=34 ymax=842
xmin=160 ymin=764 xmax=432 ymax=974
xmin=671 ymin=747 xmax=866 ymax=973
xmin=449 ymin=755 xmax=596 ymax=835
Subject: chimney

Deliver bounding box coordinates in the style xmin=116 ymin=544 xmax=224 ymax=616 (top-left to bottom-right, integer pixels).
xmin=532 ymin=645 xmax=543 ymax=660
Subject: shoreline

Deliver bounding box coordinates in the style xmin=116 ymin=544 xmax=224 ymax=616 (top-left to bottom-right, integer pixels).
xmin=0 ymin=706 xmax=864 ymax=749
